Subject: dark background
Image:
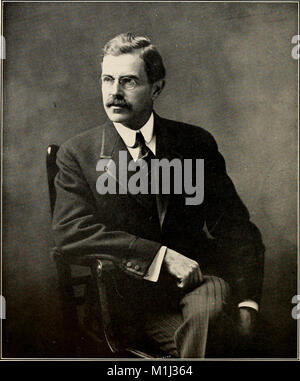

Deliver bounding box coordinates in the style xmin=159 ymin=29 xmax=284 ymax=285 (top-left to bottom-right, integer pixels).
xmin=2 ymin=2 xmax=298 ymax=358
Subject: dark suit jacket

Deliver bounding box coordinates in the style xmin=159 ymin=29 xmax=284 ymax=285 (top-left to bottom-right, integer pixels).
xmin=52 ymin=113 xmax=264 ymax=306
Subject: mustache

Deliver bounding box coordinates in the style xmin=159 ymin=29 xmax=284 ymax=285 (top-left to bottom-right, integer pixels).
xmin=106 ymin=97 xmax=131 ymax=109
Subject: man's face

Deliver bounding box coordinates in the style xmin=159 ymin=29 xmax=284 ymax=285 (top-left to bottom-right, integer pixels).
xmin=101 ymin=52 xmax=156 ymax=130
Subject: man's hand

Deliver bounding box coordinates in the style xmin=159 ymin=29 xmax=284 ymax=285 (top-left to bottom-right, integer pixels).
xmin=237 ymin=307 xmax=258 ymax=337
xmin=163 ymin=248 xmax=203 ymax=291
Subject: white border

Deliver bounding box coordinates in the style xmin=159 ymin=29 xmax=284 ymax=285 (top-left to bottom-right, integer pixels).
xmin=0 ymin=0 xmax=299 ymax=362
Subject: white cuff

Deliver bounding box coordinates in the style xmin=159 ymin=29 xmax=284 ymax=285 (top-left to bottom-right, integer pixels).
xmin=143 ymin=246 xmax=167 ymax=282
xmin=238 ymin=300 xmax=259 ymax=311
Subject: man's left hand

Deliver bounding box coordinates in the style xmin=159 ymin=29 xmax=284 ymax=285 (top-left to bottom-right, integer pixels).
xmin=237 ymin=307 xmax=258 ymax=337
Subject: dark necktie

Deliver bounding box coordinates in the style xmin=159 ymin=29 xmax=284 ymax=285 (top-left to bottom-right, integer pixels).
xmin=132 ymin=131 xmax=167 ymax=227
xmin=132 ymin=131 xmax=156 ymax=194
xmin=133 ymin=131 xmax=155 ymax=161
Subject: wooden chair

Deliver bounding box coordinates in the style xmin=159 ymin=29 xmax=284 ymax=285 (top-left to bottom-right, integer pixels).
xmin=46 ymin=144 xmax=170 ymax=359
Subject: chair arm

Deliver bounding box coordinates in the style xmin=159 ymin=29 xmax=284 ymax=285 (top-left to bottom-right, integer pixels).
xmin=51 ymin=247 xmax=118 ymax=268
xmin=51 ymin=247 xmax=123 ymax=353
xmin=89 ymin=258 xmax=123 ymax=353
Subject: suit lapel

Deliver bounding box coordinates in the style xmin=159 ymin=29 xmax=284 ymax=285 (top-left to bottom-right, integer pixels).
xmin=154 ymin=113 xmax=184 ymax=227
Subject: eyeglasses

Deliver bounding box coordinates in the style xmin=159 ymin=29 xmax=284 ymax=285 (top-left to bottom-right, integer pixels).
xmin=101 ymin=75 xmax=138 ymax=90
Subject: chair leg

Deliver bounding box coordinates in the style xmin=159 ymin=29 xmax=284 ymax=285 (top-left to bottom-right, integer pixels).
xmin=90 ymin=259 xmax=124 ymax=354
xmin=55 ymin=257 xmax=81 ymax=356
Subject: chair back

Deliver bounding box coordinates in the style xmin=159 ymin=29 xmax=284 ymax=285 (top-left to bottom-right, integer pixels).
xmin=45 ymin=144 xmax=167 ymax=358
xmin=46 ymin=144 xmax=59 ymax=216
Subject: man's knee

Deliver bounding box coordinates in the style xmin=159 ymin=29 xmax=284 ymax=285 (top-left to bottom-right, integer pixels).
xmin=205 ymin=276 xmax=231 ymax=320
xmin=181 ymin=275 xmax=231 ymax=321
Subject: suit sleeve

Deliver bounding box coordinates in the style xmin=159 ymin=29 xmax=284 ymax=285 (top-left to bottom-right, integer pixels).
xmin=204 ymin=141 xmax=265 ymax=304
xmin=52 ymin=144 xmax=162 ymax=279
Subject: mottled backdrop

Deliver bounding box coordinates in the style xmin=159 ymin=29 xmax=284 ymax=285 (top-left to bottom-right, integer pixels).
xmin=2 ymin=1 xmax=298 ymax=357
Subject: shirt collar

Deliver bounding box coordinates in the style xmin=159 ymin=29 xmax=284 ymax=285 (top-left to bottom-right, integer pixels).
xmin=113 ymin=113 xmax=154 ymax=148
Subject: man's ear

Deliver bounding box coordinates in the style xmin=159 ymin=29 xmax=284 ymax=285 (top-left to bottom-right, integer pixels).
xmin=151 ymin=80 xmax=165 ymax=100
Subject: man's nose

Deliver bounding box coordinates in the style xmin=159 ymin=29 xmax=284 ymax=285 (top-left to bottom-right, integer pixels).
xmin=110 ymin=79 xmax=123 ymax=95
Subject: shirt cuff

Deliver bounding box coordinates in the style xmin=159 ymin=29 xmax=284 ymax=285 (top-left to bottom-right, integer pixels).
xmin=238 ymin=300 xmax=259 ymax=311
xmin=143 ymin=246 xmax=167 ymax=282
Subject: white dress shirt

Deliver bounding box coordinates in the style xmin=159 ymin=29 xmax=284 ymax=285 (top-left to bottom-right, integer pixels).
xmin=113 ymin=113 xmax=258 ymax=311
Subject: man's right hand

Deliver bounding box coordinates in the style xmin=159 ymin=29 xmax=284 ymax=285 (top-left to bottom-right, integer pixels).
xmin=163 ymin=248 xmax=203 ymax=291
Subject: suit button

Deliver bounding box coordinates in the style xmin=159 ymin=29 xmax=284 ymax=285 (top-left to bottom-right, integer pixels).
xmin=134 ymin=265 xmax=140 ymax=271
xmin=126 ymin=262 xmax=132 ymax=268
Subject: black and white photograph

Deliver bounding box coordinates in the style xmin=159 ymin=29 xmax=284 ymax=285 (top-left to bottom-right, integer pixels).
xmin=0 ymin=1 xmax=298 ymax=362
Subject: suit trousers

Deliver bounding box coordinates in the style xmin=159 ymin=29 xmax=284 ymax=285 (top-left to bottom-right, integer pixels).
xmin=141 ymin=275 xmax=237 ymax=358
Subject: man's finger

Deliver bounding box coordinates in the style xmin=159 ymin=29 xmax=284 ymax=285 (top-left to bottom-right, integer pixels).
xmin=197 ymin=267 xmax=203 ymax=284
xmin=177 ymin=270 xmax=195 ymax=290
xmin=189 ymin=265 xmax=201 ymax=287
xmin=177 ymin=277 xmax=184 ymax=288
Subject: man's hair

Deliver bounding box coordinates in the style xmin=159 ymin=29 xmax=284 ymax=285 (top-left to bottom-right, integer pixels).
xmin=102 ymin=32 xmax=166 ymax=84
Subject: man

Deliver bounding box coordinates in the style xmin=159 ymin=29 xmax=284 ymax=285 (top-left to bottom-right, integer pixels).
xmin=52 ymin=33 xmax=264 ymax=358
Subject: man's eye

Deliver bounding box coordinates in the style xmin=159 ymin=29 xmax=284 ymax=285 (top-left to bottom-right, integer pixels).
xmin=121 ymin=78 xmax=137 ymax=88
xmin=102 ymin=76 xmax=113 ymax=83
